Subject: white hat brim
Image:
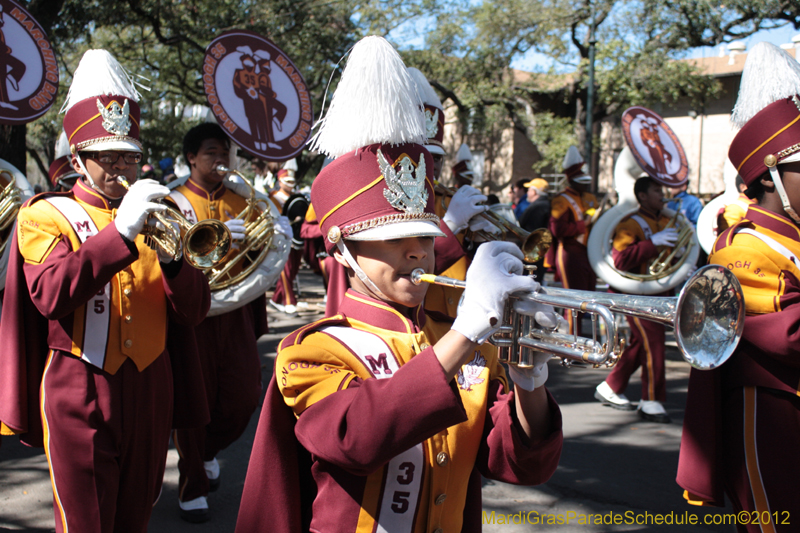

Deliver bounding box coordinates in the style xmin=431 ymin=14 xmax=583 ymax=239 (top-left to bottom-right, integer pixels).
xmin=571 ymin=175 xmax=592 ymax=184
xmin=347 ymin=220 xmax=446 ymax=241
xmin=81 ymin=140 xmax=142 ymax=152
xmin=780 ymin=151 xmax=800 ymax=165
xmin=425 ymin=144 xmax=445 ymax=156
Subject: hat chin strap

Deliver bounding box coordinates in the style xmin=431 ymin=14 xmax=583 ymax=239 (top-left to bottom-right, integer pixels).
xmin=770 ymin=166 xmax=800 ymax=225
xmin=336 ymin=240 xmax=386 ymax=300
xmin=75 ymin=153 xmax=124 ymax=200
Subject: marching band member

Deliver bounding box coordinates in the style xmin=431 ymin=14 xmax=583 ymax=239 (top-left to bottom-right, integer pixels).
xmin=236 ymin=36 xmax=562 ymax=533
xmin=717 ymin=174 xmax=755 ymax=233
xmin=269 ymin=161 xmax=303 ymax=315
xmin=300 ymin=202 xmax=329 ymax=290
xmin=666 ymin=181 xmax=703 ymax=227
xmin=0 ymin=50 xmax=210 ymax=533
xmin=48 ymin=132 xmax=80 ymax=192
xmin=549 ymin=145 xmax=598 ymax=333
xmin=678 ymin=42 xmax=800 ymax=528
xmin=168 ymin=122 xmax=270 ymax=522
xmin=451 ymin=143 xmax=476 ymax=189
xmin=594 ymin=175 xmax=677 ymax=422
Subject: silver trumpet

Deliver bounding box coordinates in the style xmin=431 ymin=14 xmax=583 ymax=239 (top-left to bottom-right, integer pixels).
xmin=411 ymin=265 xmax=745 ymax=370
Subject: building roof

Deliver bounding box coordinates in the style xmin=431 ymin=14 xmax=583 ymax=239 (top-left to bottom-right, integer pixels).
xmin=686 ymin=46 xmax=798 ymax=78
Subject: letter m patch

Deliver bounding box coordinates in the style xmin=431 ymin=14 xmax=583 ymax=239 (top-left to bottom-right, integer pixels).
xmin=364 ymin=354 xmax=393 ymax=376
xmin=75 ymin=220 xmax=91 ymax=232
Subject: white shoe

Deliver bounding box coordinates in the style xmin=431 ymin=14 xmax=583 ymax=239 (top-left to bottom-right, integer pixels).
xmin=284 ymin=304 xmax=298 ymax=316
xmin=268 ymin=300 xmax=285 ymax=313
xmin=296 ymin=301 xmax=309 ymax=310
xmin=638 ymin=400 xmax=671 ymax=423
xmin=179 ymin=496 xmax=209 ymax=523
xmin=594 ymin=381 xmax=635 ymax=411
xmin=204 ymin=458 xmax=220 ymax=491
xmin=179 ymin=496 xmax=208 ymax=511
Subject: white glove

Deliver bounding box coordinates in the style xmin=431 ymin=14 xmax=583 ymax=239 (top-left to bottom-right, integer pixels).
xmin=512 ymin=297 xmax=560 ymax=329
xmin=115 ymin=179 xmax=169 ymax=241
xmin=274 ymin=216 xmax=293 ymax=239
xmin=467 ymin=216 xmax=501 ymax=241
xmin=452 ymin=241 xmax=538 ymax=343
xmin=651 ymin=228 xmax=678 ymax=247
xmin=225 ymin=218 xmax=247 ymax=251
xmin=442 ymin=185 xmax=488 ymax=234
xmin=508 ymin=352 xmax=553 ymax=391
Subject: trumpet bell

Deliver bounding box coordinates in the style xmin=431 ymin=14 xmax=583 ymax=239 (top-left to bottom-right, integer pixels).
xmin=675 ymin=264 xmax=744 ymax=370
xmin=184 ymin=219 xmax=232 ymax=269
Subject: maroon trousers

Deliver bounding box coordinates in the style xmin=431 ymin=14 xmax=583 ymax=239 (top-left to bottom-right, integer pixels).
xmin=271 ymin=248 xmax=303 ymax=306
xmin=172 ymin=305 xmax=262 ymax=502
xmin=605 ymin=316 xmax=666 ymax=402
xmin=554 ymin=241 xmax=596 ymax=335
xmin=721 ymin=386 xmax=800 ymax=532
xmin=42 ymin=351 xmax=173 ymax=533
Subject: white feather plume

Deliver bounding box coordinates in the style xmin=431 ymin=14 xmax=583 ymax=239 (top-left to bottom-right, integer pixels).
xmin=455 ymin=143 xmax=472 ymax=163
xmin=60 ymin=49 xmax=140 ymax=113
xmin=563 ymin=145 xmax=584 ymax=169
xmin=407 ymin=67 xmax=442 ymax=108
xmin=54 ymin=131 xmax=71 ymax=159
xmin=308 ymin=36 xmax=426 ymax=158
xmin=731 ymin=42 xmax=800 ymax=129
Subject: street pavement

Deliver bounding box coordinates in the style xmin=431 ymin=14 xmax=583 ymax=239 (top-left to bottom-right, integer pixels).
xmin=0 ymin=268 xmax=737 ymax=532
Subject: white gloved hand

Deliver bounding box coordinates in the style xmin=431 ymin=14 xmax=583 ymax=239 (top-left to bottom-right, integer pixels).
xmin=467 ymin=216 xmax=501 ymax=241
xmin=274 ymin=216 xmax=293 ymax=240
xmin=442 ymin=185 xmax=488 ymax=234
xmin=508 ymin=352 xmax=553 ymax=391
xmin=452 ymin=241 xmax=538 ymax=343
xmin=225 ymin=218 xmax=247 ymax=251
xmin=651 ymin=228 xmax=678 ymax=247
xmin=115 ymin=179 xmax=169 ymax=241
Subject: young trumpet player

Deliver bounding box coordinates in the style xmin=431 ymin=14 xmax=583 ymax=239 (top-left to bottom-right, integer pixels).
xmin=0 ymin=50 xmax=210 ymax=533
xmin=236 ymin=36 xmax=563 ymax=533
xmin=677 ymin=42 xmax=800 ymax=528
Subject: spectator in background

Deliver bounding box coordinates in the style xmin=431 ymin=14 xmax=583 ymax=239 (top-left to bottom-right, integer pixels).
xmin=141 ymin=164 xmax=156 ymax=181
xmin=512 ymin=179 xmax=529 ymax=220
xmin=519 ymin=178 xmax=551 ymax=283
xmin=486 ymin=193 xmax=500 ymax=205
xmin=666 ymin=181 xmax=703 ymax=227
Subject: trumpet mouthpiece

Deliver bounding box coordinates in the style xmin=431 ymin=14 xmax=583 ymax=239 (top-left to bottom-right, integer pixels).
xmin=116 ymin=176 xmax=131 ymax=189
xmin=216 ymin=165 xmax=231 ymax=175
xmin=410 ymin=268 xmax=425 ymax=285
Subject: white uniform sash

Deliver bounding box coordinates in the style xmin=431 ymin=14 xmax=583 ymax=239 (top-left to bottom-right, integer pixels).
xmin=560 ymin=192 xmax=586 ymax=244
xmin=168 ymin=190 xmax=198 ymax=224
xmin=321 ymin=326 xmax=424 ymax=533
xmin=735 ymin=227 xmax=800 ymax=270
xmin=631 ymin=214 xmax=654 ymax=241
xmin=44 ymin=197 xmax=111 ymax=369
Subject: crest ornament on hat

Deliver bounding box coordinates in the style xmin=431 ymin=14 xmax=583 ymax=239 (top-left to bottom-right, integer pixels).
xmin=380 ymin=149 xmax=428 ymax=214
xmin=97 ymin=99 xmax=132 ymax=137
xmin=407 ymin=67 xmax=445 ymax=155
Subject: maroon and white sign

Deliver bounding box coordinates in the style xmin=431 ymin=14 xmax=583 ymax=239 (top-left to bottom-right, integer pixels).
xmin=0 ymin=0 xmax=58 ymax=125
xmin=202 ymin=30 xmax=313 ymax=161
xmin=622 ymin=106 xmax=688 ymax=187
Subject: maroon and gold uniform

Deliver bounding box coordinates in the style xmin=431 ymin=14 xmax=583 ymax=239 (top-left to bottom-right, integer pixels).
xmin=549 ymin=187 xmax=597 ymax=331
xmin=604 ymin=207 xmax=671 ymax=402
xmin=169 ymin=179 xmax=267 ymax=503
xmin=0 ymin=180 xmax=209 ymax=532
xmin=678 ymin=206 xmax=800 ymax=525
xmin=236 ymin=289 xmax=562 ymax=532
xmin=718 ymin=192 xmax=756 ymax=233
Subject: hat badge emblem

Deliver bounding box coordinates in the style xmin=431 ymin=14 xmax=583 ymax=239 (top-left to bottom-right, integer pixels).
xmin=425 ymin=108 xmax=439 ymax=139
xmin=380 ymin=149 xmax=428 ymax=214
xmin=96 ymin=98 xmax=132 ymax=136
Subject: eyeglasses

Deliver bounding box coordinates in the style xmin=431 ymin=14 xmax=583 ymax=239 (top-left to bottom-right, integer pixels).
xmin=84 ymin=152 xmax=143 ymax=165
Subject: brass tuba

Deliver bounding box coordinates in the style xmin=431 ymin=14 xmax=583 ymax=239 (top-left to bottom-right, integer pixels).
xmin=206 ymin=166 xmax=277 ymax=291
xmin=116 ymin=177 xmax=232 ymax=268
xmin=1 ymin=159 xmax=35 ymax=292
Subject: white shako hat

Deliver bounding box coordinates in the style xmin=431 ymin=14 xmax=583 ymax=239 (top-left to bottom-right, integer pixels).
xmin=563 ymin=145 xmax=592 ymax=184
xmin=61 ymin=49 xmax=142 ymax=154
xmin=407 ymin=67 xmax=445 ymax=156
xmin=728 ymin=42 xmax=800 ymax=224
xmin=452 ymin=143 xmax=474 ymax=178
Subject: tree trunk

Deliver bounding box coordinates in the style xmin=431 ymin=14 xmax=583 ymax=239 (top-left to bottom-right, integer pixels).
xmin=0 ymin=124 xmax=28 ymax=173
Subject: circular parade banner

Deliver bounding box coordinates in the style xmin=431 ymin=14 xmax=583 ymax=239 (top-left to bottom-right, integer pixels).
xmin=202 ymin=30 xmax=313 ymax=161
xmin=0 ymin=0 xmax=59 ymax=125
xmin=622 ymin=106 xmax=688 ymax=187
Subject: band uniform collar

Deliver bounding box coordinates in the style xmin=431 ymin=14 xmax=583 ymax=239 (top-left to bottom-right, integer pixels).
xmin=746 ymin=205 xmax=800 ymax=243
xmin=73 ymin=178 xmax=120 ymax=210
xmin=339 ymin=288 xmax=427 ymax=334
xmin=186 ymin=177 xmax=227 ymax=201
